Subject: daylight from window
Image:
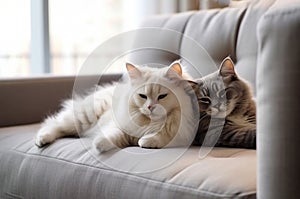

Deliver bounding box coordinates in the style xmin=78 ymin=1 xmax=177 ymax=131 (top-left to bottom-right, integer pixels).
xmin=0 ymin=0 xmax=30 ymax=77
xmin=0 ymin=0 xmax=147 ymax=77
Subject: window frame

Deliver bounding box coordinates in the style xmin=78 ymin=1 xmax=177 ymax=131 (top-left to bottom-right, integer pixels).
xmin=30 ymin=0 xmax=50 ymax=74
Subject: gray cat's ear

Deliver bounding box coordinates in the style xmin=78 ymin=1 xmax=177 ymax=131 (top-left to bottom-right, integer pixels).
xmin=126 ymin=63 xmax=141 ymax=79
xmin=219 ymin=57 xmax=236 ymax=78
xmin=167 ymin=60 xmax=182 ymax=77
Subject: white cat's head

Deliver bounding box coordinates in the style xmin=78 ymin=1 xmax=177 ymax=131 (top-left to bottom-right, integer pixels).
xmin=126 ymin=61 xmax=186 ymax=121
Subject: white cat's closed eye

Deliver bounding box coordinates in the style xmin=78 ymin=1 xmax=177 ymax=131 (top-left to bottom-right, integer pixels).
xmin=158 ymin=94 xmax=168 ymax=100
xmin=139 ymin=94 xmax=147 ymax=99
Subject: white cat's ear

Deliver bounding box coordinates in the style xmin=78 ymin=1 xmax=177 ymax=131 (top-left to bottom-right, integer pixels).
xmin=126 ymin=63 xmax=141 ymax=79
xmin=167 ymin=60 xmax=182 ymax=77
xmin=219 ymin=57 xmax=236 ymax=77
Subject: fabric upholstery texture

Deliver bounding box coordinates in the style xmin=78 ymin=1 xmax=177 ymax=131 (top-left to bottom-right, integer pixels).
xmin=0 ymin=124 xmax=256 ymax=199
xmin=1 ymin=0 xmax=300 ymax=198
xmin=257 ymin=2 xmax=300 ymax=199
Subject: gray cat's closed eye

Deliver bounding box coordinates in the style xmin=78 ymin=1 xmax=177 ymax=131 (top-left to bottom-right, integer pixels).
xmin=200 ymin=97 xmax=211 ymax=104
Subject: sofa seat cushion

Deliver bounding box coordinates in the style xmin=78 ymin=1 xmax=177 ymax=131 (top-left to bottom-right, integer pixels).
xmin=0 ymin=124 xmax=256 ymax=199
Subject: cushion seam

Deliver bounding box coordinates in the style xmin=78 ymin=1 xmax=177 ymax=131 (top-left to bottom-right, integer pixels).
xmin=233 ymin=8 xmax=247 ymax=62
xmin=178 ymin=12 xmax=197 ymax=56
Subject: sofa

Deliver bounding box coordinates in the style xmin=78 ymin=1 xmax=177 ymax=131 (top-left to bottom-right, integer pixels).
xmin=1 ymin=1 xmax=300 ymax=198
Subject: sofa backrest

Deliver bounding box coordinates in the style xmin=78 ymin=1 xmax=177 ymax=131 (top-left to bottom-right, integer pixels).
xmin=0 ymin=74 xmax=121 ymax=127
xmin=127 ymin=1 xmax=273 ymax=96
xmin=0 ymin=1 xmax=274 ymax=126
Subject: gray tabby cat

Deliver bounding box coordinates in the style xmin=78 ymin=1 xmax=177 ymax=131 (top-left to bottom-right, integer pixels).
xmin=192 ymin=57 xmax=256 ymax=149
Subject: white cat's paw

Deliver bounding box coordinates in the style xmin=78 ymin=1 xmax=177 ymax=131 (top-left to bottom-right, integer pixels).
xmin=93 ymin=135 xmax=116 ymax=153
xmin=35 ymin=128 xmax=57 ymax=147
xmin=138 ymin=136 xmax=162 ymax=149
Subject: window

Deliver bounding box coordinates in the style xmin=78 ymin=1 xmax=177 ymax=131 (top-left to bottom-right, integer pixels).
xmin=0 ymin=0 xmax=30 ymax=77
xmin=49 ymin=0 xmax=125 ymax=75
xmin=0 ymin=0 xmax=199 ymax=77
xmin=0 ymin=0 xmax=141 ymax=77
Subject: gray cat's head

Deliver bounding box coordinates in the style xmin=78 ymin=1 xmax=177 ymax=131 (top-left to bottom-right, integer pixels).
xmin=192 ymin=57 xmax=253 ymax=118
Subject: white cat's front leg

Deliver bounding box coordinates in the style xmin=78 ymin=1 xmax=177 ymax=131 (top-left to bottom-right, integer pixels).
xmin=93 ymin=121 xmax=138 ymax=153
xmin=138 ymin=133 xmax=165 ymax=149
xmin=93 ymin=134 xmax=117 ymax=153
xmin=92 ymin=125 xmax=128 ymax=153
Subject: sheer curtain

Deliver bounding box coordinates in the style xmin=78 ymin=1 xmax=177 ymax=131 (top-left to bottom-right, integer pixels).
xmin=122 ymin=0 xmax=199 ymax=30
xmin=199 ymin=0 xmax=230 ymax=9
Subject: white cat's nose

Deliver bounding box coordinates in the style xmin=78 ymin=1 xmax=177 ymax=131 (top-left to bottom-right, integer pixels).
xmin=148 ymin=105 xmax=155 ymax=111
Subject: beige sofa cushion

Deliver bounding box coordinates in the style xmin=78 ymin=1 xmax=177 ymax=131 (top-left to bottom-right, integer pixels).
xmin=0 ymin=124 xmax=256 ymax=198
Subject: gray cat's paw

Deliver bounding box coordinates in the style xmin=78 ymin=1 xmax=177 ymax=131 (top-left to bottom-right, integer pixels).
xmin=35 ymin=127 xmax=57 ymax=147
xmin=138 ymin=136 xmax=162 ymax=149
xmin=93 ymin=135 xmax=116 ymax=153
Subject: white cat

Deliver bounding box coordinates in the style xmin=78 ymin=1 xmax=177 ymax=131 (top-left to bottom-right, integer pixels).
xmin=35 ymin=61 xmax=198 ymax=153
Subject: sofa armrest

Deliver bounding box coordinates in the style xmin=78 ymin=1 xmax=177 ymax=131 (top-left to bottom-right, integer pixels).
xmin=0 ymin=74 xmax=121 ymax=127
xmin=257 ymin=4 xmax=300 ymax=199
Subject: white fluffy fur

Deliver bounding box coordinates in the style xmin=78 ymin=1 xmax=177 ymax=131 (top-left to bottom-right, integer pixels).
xmin=35 ymin=62 xmax=198 ymax=153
